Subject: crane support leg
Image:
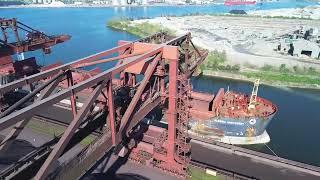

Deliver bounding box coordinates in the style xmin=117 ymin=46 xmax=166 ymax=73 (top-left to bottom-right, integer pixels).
xmin=167 ymin=57 xmax=178 ymax=163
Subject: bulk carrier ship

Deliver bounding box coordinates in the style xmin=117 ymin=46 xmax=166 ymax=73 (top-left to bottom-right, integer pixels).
xmin=224 ymin=0 xmax=256 ymax=6
xmin=189 ymin=79 xmax=277 ymax=145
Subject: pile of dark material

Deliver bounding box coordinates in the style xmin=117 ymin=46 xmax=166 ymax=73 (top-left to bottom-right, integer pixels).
xmin=229 ymin=10 xmax=247 ymax=15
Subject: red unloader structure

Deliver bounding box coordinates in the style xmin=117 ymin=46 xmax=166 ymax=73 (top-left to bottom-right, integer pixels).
xmin=0 ymin=32 xmax=208 ymax=179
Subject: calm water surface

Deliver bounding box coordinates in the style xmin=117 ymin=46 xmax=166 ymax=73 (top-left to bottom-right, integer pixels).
xmin=1 ymin=4 xmax=320 ymax=166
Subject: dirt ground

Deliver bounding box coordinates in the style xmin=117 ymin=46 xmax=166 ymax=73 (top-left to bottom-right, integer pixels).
xmin=134 ymin=15 xmax=320 ymax=69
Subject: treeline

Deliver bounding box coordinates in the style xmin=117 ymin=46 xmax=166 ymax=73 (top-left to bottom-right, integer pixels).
xmin=0 ymin=1 xmax=26 ymax=6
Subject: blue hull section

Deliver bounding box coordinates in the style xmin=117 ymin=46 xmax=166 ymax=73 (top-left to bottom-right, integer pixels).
xmin=190 ymin=113 xmax=275 ymax=138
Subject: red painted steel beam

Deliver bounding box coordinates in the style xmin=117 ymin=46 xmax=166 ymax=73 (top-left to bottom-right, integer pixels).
xmin=73 ymin=52 xmax=143 ymax=68
xmin=0 ymin=43 xmax=131 ymax=95
xmin=67 ymin=71 xmax=78 ymax=117
xmin=107 ymin=80 xmax=117 ymax=146
xmin=0 ymin=66 xmax=70 ymax=95
xmin=187 ymin=50 xmax=208 ymax=77
xmin=167 ymin=57 xmax=178 ymax=163
xmin=0 ymin=18 xmax=71 ymax=56
xmin=0 ymin=33 xmax=183 ymax=95
xmin=0 ymin=35 xmax=71 ymax=56
xmin=0 ymin=47 xmax=163 ymax=131
xmin=72 ymin=32 xmax=166 ymax=68
xmin=0 ymin=42 xmax=132 ymax=94
xmin=56 ymin=132 xmax=114 ymax=179
xmin=126 ymin=96 xmax=162 ymax=136
xmin=119 ymin=53 xmax=161 ymax=135
xmin=0 ymin=71 xmax=67 ymax=119
xmin=117 ymin=44 xmax=179 ymax=142
xmin=34 ymin=81 xmax=106 ymax=180
xmin=0 ymin=73 xmax=65 ymax=152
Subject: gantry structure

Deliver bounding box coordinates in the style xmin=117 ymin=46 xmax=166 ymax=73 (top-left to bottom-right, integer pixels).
xmin=0 ymin=31 xmax=208 ymax=180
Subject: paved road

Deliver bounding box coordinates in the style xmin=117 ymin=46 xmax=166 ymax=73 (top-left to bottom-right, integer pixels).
xmin=190 ymin=140 xmax=320 ymax=180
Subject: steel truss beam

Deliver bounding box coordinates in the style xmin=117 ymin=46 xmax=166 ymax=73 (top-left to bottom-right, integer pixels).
xmin=0 ymin=33 xmax=166 ymax=95
xmin=107 ymin=80 xmax=117 ymax=145
xmin=34 ymin=81 xmax=106 ymax=179
xmin=0 ymin=71 xmax=67 ymax=119
xmin=119 ymin=53 xmax=162 ymax=138
xmin=126 ymin=96 xmax=162 ymax=137
xmin=0 ymin=47 xmax=163 ymax=131
xmin=0 ymin=72 xmax=65 ymax=152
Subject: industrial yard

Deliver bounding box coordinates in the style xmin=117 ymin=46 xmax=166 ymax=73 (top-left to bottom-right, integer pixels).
xmin=132 ymin=15 xmax=320 ymax=68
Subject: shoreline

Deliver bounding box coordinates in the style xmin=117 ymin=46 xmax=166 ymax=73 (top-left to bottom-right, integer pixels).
xmin=0 ymin=3 xmax=220 ymax=9
xmin=200 ymin=70 xmax=320 ymax=90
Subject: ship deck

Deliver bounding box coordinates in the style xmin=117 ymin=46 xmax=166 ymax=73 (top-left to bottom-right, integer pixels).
xmin=218 ymin=91 xmax=277 ymax=119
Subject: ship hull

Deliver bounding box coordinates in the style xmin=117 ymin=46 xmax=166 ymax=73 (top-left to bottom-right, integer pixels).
xmin=189 ymin=130 xmax=270 ymax=145
xmin=189 ymin=113 xmax=275 ymax=145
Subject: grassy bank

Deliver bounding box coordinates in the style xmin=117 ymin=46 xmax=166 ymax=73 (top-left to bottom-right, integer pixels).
xmin=241 ymin=71 xmax=320 ymax=87
xmin=107 ymin=18 xmax=175 ymax=37
xmin=188 ymin=166 xmax=219 ymax=180
xmin=203 ymin=70 xmax=320 ymax=89
xmin=200 ymin=51 xmax=320 ymax=89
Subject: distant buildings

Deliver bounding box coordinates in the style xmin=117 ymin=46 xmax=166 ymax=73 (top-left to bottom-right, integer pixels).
xmin=28 ymin=0 xmax=216 ymax=5
xmin=276 ymin=27 xmax=320 ymax=59
xmin=32 ymin=0 xmax=55 ymax=4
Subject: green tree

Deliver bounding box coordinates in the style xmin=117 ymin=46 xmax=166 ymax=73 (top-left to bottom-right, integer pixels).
xmin=293 ymin=65 xmax=299 ymax=73
xmin=232 ymin=64 xmax=240 ymax=72
xmin=261 ymin=64 xmax=273 ymax=71
xmin=279 ymin=64 xmax=290 ymax=73
xmin=308 ymin=67 xmax=316 ymax=74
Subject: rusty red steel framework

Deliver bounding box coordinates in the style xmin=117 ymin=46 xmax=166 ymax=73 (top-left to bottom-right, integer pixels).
xmin=0 ymin=32 xmax=208 ymax=179
xmin=0 ymin=18 xmax=70 ymax=81
xmin=0 ymin=18 xmax=70 ymax=59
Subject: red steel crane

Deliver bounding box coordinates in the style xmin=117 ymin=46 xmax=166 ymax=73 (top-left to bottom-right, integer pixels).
xmin=0 ymin=18 xmax=70 ymax=83
xmin=0 ymin=18 xmax=70 ymax=57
